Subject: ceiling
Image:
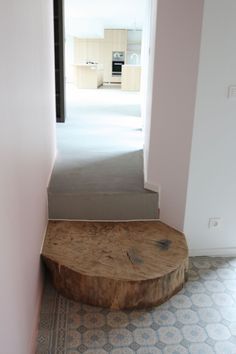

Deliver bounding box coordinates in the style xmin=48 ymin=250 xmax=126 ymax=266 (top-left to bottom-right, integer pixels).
xmin=65 ymin=0 xmax=147 ymax=38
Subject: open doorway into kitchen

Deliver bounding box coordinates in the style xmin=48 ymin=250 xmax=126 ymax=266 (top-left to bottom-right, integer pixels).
xmin=63 ymin=0 xmax=146 ymax=150
xmin=49 ymin=0 xmax=158 ymax=220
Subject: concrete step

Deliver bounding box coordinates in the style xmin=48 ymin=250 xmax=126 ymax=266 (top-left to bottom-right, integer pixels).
xmin=48 ymin=190 xmax=158 ymax=220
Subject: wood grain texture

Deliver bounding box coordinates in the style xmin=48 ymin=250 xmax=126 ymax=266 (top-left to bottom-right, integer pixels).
xmin=42 ymin=221 xmax=188 ymax=309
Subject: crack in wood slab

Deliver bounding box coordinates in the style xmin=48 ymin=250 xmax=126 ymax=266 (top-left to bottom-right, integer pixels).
xmin=127 ymin=248 xmax=143 ymax=265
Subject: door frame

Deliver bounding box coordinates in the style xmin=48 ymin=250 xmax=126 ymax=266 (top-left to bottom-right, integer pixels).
xmin=54 ymin=0 xmax=65 ymax=123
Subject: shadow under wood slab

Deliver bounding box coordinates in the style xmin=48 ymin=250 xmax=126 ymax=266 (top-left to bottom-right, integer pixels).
xmin=42 ymin=221 xmax=189 ymax=310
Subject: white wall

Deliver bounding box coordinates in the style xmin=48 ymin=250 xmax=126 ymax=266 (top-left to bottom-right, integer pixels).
xmin=65 ymin=0 xmax=146 ymax=37
xmin=184 ymin=0 xmax=236 ymax=255
xmin=146 ymin=0 xmax=204 ymax=230
xmin=0 ymin=1 xmax=56 ymax=353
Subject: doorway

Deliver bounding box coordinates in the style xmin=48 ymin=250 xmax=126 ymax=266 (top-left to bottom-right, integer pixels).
xmin=64 ymin=0 xmax=146 ymax=151
xmin=49 ymin=0 xmax=158 ymax=220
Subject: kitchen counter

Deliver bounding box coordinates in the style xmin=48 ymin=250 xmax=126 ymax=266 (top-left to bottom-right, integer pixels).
xmin=121 ymin=65 xmax=141 ymax=91
xmin=74 ymin=64 xmax=104 ymax=89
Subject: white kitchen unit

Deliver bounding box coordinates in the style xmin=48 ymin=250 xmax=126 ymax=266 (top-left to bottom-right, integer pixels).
xmin=103 ymin=29 xmax=127 ymax=83
xmin=104 ymin=29 xmax=127 ymax=52
xmin=74 ymin=64 xmax=103 ymax=89
xmin=121 ymin=65 xmax=141 ymax=91
xmin=73 ymin=30 xmax=138 ymax=86
xmin=74 ymin=38 xmax=104 ymax=64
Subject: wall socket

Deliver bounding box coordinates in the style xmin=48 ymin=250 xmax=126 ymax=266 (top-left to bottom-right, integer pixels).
xmin=208 ymin=217 xmax=221 ymax=229
xmin=228 ymin=86 xmax=236 ymax=99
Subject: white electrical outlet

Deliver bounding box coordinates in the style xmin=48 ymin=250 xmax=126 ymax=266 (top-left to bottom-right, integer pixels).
xmin=208 ymin=217 xmax=221 ymax=229
xmin=228 ymin=86 xmax=236 ymax=99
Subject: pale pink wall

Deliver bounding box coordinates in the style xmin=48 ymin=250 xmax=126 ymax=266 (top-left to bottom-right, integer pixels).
xmin=184 ymin=0 xmax=236 ymax=255
xmin=146 ymin=0 xmax=204 ymax=230
xmin=0 ymin=1 xmax=56 ymax=353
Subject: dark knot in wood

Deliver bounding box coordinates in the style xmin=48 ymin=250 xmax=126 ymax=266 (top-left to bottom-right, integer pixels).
xmin=156 ymin=239 xmax=172 ymax=250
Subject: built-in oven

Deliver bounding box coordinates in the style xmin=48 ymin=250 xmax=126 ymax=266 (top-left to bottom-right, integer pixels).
xmin=112 ymin=51 xmax=125 ymax=76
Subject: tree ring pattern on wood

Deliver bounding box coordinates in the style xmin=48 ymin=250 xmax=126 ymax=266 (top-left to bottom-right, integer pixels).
xmin=42 ymin=221 xmax=188 ymax=309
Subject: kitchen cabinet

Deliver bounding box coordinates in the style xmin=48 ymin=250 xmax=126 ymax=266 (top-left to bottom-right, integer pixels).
xmin=104 ymin=29 xmax=127 ymax=51
xmin=121 ymin=65 xmax=141 ymax=91
xmin=103 ymin=42 xmax=112 ymax=82
xmin=74 ymin=29 xmax=128 ymax=84
xmin=74 ymin=39 xmax=103 ymax=64
xmin=87 ymin=39 xmax=103 ymax=63
xmin=103 ymin=29 xmax=127 ymax=83
xmin=74 ymin=39 xmax=87 ymax=63
xmin=112 ymin=30 xmax=127 ymax=51
xmin=104 ymin=29 xmax=113 ymax=42
xmin=74 ymin=64 xmax=103 ymax=89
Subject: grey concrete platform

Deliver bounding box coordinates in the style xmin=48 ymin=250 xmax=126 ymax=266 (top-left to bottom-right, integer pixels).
xmin=48 ymin=85 xmax=158 ymax=220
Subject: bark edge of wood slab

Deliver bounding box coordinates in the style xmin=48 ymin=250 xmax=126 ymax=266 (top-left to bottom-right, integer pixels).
xmin=42 ymin=221 xmax=189 ymax=310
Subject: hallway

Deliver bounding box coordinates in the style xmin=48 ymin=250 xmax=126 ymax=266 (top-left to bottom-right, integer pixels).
xmin=48 ymin=85 xmax=158 ymax=220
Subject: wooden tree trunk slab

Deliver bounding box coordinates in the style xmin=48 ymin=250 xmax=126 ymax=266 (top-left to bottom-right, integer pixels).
xmin=42 ymin=221 xmax=188 ymax=309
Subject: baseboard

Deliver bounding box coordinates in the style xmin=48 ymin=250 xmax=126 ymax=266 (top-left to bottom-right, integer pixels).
xmin=49 ymin=218 xmax=160 ymax=222
xmin=29 ymin=268 xmax=44 ymax=354
xmin=189 ymin=247 xmax=236 ymax=257
xmin=144 ymin=182 xmax=159 ymax=193
xmin=30 ymin=222 xmax=48 ymax=354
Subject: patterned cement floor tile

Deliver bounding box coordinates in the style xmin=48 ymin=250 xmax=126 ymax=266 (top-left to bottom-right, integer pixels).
xmin=36 ymin=257 xmax=236 ymax=353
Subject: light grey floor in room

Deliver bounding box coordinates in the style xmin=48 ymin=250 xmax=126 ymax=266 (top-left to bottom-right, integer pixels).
xmin=50 ymin=85 xmax=147 ymax=194
xmin=48 ymin=84 xmax=158 ymax=220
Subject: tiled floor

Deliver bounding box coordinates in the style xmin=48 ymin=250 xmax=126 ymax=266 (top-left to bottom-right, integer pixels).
xmin=37 ymin=257 xmax=236 ymax=354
